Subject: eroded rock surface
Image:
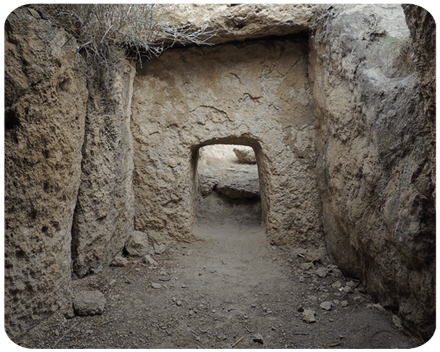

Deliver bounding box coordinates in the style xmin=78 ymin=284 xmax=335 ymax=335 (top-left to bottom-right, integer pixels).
xmin=233 ymin=146 xmax=257 ymax=164
xmin=402 ymin=4 xmax=436 ymax=194
xmin=70 ymin=60 xmax=136 ymax=278
xmin=124 ymin=231 xmax=150 ymax=257
xmin=4 ymin=7 xmax=88 ymax=339
xmin=165 ymin=4 xmax=315 ymax=45
xmin=308 ymin=4 xmax=435 ymax=339
xmin=4 ymin=3 xmax=435 ymax=344
xmin=402 ymin=0 xmax=440 ymax=349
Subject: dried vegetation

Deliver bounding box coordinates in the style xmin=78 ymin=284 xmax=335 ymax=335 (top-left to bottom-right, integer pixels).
xmin=31 ymin=4 xmax=217 ymax=74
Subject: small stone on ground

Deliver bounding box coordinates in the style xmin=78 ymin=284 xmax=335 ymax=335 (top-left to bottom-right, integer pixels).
xmin=73 ymin=290 xmax=106 ymax=316
xmin=303 ymin=309 xmax=316 ymax=323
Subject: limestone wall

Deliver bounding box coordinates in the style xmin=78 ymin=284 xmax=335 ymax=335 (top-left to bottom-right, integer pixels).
xmin=4 ymin=8 xmax=88 ymax=338
xmin=70 ymin=61 xmax=136 ymax=278
xmin=4 ymin=6 xmax=137 ymax=339
xmin=308 ymin=4 xmax=435 ymax=339
xmin=164 ymin=3 xmax=314 ymax=44
xmin=402 ymin=0 xmax=440 ymax=349
xmin=402 ymin=4 xmax=436 ymax=194
xmin=131 ymin=36 xmax=323 ymax=247
xmin=4 ymin=3 xmax=436 ymax=343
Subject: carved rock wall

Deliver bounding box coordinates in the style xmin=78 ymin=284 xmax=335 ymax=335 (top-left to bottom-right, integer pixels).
xmin=402 ymin=0 xmax=440 ymax=350
xmin=131 ymin=36 xmax=323 ymax=247
xmin=402 ymin=4 xmax=436 ymax=195
xmin=308 ymin=4 xmax=435 ymax=339
xmin=4 ymin=7 xmax=88 ymax=339
xmin=3 ymin=3 xmax=436 ymax=343
xmin=71 ymin=61 xmax=136 ymax=278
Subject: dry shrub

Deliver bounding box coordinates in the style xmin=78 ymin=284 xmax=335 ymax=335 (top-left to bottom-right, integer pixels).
xmin=31 ymin=4 xmax=216 ymax=74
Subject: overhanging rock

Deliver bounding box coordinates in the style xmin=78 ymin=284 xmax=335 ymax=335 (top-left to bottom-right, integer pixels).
xmin=164 ymin=4 xmax=315 ymax=45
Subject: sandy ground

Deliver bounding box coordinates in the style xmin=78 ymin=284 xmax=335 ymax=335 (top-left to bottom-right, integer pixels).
xmin=15 ymin=145 xmax=423 ymax=349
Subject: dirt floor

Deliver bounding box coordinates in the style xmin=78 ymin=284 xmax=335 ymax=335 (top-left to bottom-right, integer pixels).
xmin=15 ymin=145 xmax=423 ymax=349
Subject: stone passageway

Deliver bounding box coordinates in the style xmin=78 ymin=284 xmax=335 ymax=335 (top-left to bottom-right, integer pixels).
xmin=17 ymin=148 xmax=421 ymax=349
xmin=4 ymin=4 xmax=435 ymax=345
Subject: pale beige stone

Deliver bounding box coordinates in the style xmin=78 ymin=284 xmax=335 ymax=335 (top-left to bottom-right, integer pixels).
xmin=164 ymin=4 xmax=315 ymax=45
xmin=73 ymin=291 xmax=106 ymax=316
xmin=131 ymin=35 xmax=322 ymax=246
xmin=71 ymin=60 xmax=136 ymax=278
xmin=233 ymin=147 xmax=256 ymax=163
xmin=302 ymin=309 xmax=316 ymax=323
xmin=125 ymin=231 xmax=150 ymax=257
xmin=4 ymin=3 xmax=435 ymax=343
xmin=4 ymin=7 xmax=88 ymax=339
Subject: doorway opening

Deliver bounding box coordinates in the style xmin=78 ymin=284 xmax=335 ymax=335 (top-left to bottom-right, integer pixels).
xmin=194 ymin=144 xmax=262 ymax=227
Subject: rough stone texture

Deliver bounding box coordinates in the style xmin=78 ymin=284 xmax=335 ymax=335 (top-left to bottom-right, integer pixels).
xmin=402 ymin=0 xmax=440 ymax=350
xmin=73 ymin=290 xmax=106 ymax=316
xmin=131 ymin=36 xmax=323 ymax=246
xmin=216 ymin=178 xmax=260 ymax=200
xmin=70 ymin=60 xmax=136 ymax=278
xmin=308 ymin=4 xmax=435 ymax=339
xmin=4 ymin=7 xmax=88 ymax=339
xmin=402 ymin=4 xmax=436 ymax=195
xmin=197 ymin=144 xmax=260 ymax=198
xmin=124 ymin=231 xmax=150 ymax=257
xmin=165 ymin=4 xmax=315 ymax=45
xmin=197 ymin=145 xmax=260 ymax=200
xmin=110 ymin=256 xmax=128 ymax=267
xmin=4 ymin=3 xmax=436 ymax=344
xmin=233 ymin=146 xmax=257 ymax=163
xmin=302 ymin=309 xmax=316 ymax=323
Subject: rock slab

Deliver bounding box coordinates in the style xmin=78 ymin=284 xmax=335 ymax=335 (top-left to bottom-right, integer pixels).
xmin=164 ymin=4 xmax=315 ymax=45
